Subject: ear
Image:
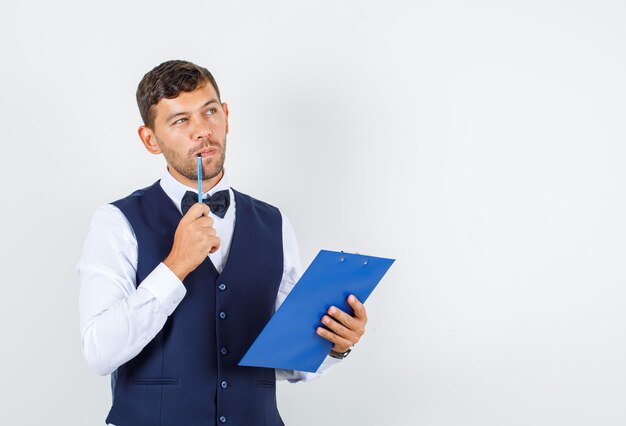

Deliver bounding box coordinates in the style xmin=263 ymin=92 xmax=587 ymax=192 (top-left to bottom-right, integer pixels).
xmin=222 ymin=102 xmax=229 ymax=134
xmin=138 ymin=126 xmax=162 ymax=154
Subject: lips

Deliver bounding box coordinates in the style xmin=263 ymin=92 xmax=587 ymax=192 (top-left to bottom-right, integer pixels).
xmin=196 ymin=148 xmax=217 ymax=158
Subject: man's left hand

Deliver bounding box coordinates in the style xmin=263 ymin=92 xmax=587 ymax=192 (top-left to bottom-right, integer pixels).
xmin=316 ymin=294 xmax=367 ymax=353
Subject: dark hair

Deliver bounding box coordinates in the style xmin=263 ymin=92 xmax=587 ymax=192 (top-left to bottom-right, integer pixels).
xmin=136 ymin=60 xmax=221 ymax=128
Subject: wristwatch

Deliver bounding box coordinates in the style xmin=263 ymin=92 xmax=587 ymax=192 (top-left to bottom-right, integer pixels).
xmin=329 ymin=347 xmax=353 ymax=359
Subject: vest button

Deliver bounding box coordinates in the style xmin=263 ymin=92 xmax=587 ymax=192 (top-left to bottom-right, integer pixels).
xmin=221 ymin=380 xmax=229 ymax=389
xmin=219 ymin=311 xmax=227 ymax=319
xmin=220 ymin=347 xmax=228 ymax=355
xmin=219 ymin=415 xmax=227 ymax=423
xmin=218 ymin=283 xmax=227 ymax=291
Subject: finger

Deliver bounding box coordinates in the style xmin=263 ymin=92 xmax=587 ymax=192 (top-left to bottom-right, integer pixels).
xmin=327 ymin=306 xmax=363 ymax=334
xmin=196 ymin=215 xmax=215 ymax=228
xmin=195 ymin=225 xmax=217 ymax=236
xmin=208 ymin=236 xmax=221 ymax=254
xmin=182 ymin=203 xmax=210 ymax=222
xmin=347 ymin=294 xmax=368 ymax=322
xmin=316 ymin=326 xmax=352 ymax=351
xmin=321 ymin=315 xmax=359 ymax=342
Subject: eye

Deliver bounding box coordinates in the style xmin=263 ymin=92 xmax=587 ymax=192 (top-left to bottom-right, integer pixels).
xmin=205 ymin=107 xmax=217 ymax=115
xmin=173 ymin=117 xmax=188 ymax=125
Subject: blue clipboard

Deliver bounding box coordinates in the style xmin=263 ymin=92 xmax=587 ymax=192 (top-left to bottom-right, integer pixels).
xmin=239 ymin=249 xmax=395 ymax=373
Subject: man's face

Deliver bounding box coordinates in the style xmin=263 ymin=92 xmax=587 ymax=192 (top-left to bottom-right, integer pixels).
xmin=139 ymin=83 xmax=229 ymax=185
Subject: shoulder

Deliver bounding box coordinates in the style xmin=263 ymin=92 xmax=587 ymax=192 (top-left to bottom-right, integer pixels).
xmin=84 ymin=203 xmax=137 ymax=252
xmin=91 ymin=203 xmax=132 ymax=231
xmin=232 ymin=188 xmax=281 ymax=216
xmin=111 ymin=181 xmax=161 ymax=209
xmin=90 ymin=181 xmax=161 ymax=239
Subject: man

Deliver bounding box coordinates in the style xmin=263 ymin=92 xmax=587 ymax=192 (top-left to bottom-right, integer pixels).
xmin=78 ymin=60 xmax=368 ymax=426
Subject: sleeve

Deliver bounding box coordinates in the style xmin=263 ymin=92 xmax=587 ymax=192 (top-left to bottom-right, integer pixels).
xmin=274 ymin=211 xmax=342 ymax=383
xmin=77 ymin=204 xmax=186 ymax=376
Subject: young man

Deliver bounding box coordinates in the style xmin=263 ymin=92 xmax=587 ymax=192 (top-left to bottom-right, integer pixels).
xmin=77 ymin=60 xmax=367 ymax=426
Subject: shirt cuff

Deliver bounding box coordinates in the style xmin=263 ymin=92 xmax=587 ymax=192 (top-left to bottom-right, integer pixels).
xmin=318 ymin=353 xmax=343 ymax=370
xmin=139 ymin=262 xmax=187 ymax=316
xmin=275 ymin=353 xmax=343 ymax=383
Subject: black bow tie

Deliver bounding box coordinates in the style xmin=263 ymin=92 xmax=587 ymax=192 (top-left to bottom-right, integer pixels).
xmin=181 ymin=190 xmax=230 ymax=218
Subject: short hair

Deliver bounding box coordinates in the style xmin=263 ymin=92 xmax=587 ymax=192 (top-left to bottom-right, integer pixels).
xmin=136 ymin=60 xmax=221 ymax=128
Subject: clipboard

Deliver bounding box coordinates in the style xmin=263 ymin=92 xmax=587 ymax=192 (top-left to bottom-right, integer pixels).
xmin=239 ymin=249 xmax=395 ymax=372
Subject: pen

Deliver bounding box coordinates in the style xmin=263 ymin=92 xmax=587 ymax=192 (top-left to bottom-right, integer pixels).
xmin=197 ymin=154 xmax=202 ymax=204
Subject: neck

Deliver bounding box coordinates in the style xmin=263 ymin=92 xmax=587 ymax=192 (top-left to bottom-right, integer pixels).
xmin=168 ymin=166 xmax=224 ymax=194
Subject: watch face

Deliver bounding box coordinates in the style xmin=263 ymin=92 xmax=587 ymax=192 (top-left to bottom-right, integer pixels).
xmin=330 ymin=348 xmax=351 ymax=359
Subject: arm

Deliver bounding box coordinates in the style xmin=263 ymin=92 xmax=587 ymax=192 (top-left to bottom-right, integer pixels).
xmin=78 ymin=202 xmax=218 ymax=375
xmin=77 ymin=204 xmax=186 ymax=375
xmin=274 ymin=213 xmax=343 ymax=383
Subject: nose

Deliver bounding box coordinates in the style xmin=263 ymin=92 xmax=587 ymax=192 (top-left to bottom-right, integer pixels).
xmin=193 ymin=119 xmax=213 ymax=141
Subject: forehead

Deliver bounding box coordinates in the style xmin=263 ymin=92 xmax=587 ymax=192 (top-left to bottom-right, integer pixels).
xmin=153 ymin=83 xmax=218 ymax=122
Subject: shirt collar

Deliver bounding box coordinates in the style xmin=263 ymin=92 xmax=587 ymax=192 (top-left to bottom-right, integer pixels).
xmin=160 ymin=166 xmax=231 ymax=214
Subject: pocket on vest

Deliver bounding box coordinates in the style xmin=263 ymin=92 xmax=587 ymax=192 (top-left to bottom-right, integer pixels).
xmin=256 ymin=379 xmax=276 ymax=388
xmin=132 ymin=378 xmax=179 ymax=385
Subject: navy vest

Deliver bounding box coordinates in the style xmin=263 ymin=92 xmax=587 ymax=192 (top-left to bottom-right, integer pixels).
xmin=106 ymin=181 xmax=285 ymax=426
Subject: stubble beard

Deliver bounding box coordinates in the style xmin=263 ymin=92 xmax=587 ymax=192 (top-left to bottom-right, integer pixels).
xmin=158 ymin=136 xmax=227 ymax=182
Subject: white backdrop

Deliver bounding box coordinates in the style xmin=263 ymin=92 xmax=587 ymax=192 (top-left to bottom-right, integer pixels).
xmin=2 ymin=1 xmax=626 ymax=425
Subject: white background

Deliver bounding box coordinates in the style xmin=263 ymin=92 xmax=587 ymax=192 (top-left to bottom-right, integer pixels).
xmin=1 ymin=1 xmax=626 ymax=425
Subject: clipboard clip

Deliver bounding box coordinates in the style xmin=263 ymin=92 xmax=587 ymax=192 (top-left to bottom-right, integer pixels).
xmin=338 ymin=252 xmax=368 ymax=265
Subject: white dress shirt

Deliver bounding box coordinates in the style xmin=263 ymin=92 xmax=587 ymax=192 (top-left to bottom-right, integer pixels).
xmin=77 ymin=168 xmax=339 ymax=389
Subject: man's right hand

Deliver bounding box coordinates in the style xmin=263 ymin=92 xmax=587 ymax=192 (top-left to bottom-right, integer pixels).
xmin=164 ymin=203 xmax=220 ymax=281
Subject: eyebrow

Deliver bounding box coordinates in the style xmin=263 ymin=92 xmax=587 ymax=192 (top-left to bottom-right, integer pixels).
xmin=165 ymin=98 xmax=219 ymax=122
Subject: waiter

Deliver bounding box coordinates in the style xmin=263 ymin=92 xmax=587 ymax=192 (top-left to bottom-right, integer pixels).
xmin=77 ymin=60 xmax=368 ymax=425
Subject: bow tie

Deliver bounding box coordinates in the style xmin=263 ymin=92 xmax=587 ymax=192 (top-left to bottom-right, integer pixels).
xmin=181 ymin=190 xmax=230 ymax=218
